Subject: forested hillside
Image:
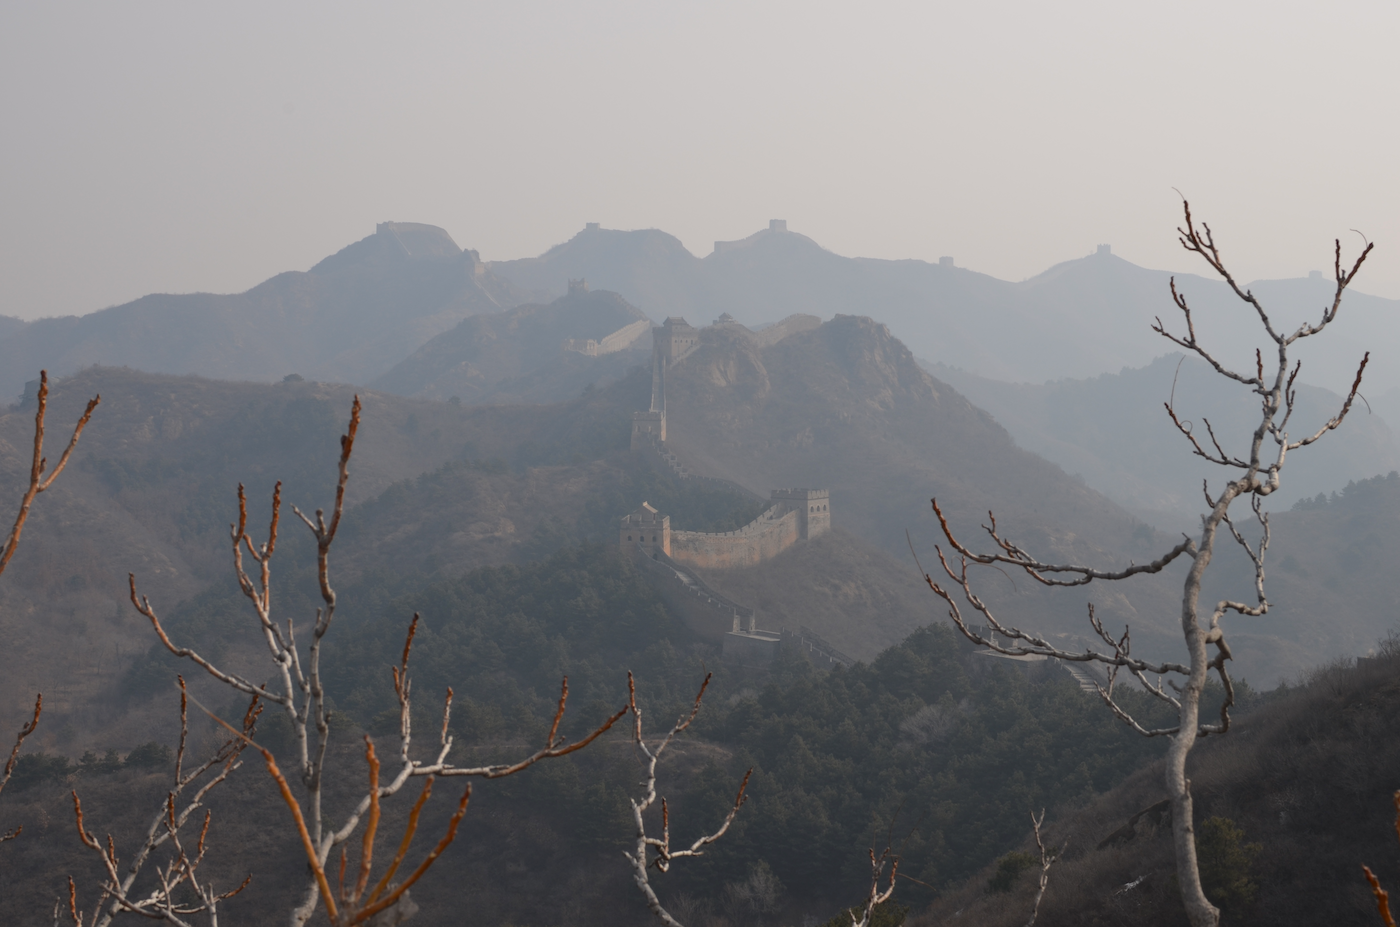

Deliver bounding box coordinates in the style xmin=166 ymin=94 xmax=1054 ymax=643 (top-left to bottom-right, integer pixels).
xmin=1 ymin=292 xmax=1396 ymax=925
xmin=0 ymin=542 xmax=1188 ymax=925
xmin=916 ymin=641 xmax=1400 ymax=927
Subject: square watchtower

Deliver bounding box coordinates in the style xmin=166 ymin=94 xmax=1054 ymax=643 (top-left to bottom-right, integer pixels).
xmin=656 ymin=317 xmax=699 ymax=364
xmin=770 ymin=488 xmax=830 ymax=539
xmin=621 ymin=502 xmax=671 ymax=556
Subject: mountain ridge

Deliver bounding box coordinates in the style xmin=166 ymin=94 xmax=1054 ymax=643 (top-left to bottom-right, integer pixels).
xmin=0 ymin=223 xmax=530 ymax=399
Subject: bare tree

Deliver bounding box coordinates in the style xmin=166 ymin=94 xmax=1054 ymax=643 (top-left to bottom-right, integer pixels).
xmin=846 ymin=846 xmax=898 ymax=927
xmin=622 ymin=672 xmax=912 ymax=927
xmin=624 ymin=671 xmax=752 ymax=927
xmin=916 ymin=201 xmax=1372 ymax=927
xmin=0 ymin=370 xmax=100 ymax=839
xmin=127 ymin=396 xmax=629 ymax=925
xmin=61 ymin=678 xmax=256 ymax=926
xmin=1022 ymin=810 xmax=1057 ymax=927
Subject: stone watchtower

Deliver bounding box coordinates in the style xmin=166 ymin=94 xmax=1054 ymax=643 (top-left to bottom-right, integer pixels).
xmin=656 ymin=317 xmax=699 ymax=364
xmin=770 ymin=489 xmax=831 ymax=539
xmin=621 ymin=502 xmax=670 ymax=556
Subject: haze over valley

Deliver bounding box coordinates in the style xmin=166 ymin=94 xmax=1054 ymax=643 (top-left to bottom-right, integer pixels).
xmin=5 ymin=4 xmax=1400 ymax=924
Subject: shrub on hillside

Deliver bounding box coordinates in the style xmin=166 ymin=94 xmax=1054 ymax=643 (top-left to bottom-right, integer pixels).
xmin=1196 ymin=816 xmax=1261 ymax=917
xmin=986 ymin=851 xmax=1038 ymax=894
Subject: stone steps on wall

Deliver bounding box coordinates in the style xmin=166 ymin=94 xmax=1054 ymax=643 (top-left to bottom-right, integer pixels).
xmin=1060 ymin=662 xmax=1104 ymax=694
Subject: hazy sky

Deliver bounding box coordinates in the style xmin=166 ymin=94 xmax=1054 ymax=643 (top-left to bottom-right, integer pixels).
xmin=3 ymin=1 xmax=1398 ymax=320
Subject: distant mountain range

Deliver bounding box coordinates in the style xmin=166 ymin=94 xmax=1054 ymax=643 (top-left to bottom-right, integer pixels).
xmin=929 ymin=353 xmax=1400 ymax=529
xmin=4 ymin=218 xmax=1392 ymax=408
xmin=0 ymin=222 xmax=529 ymax=401
xmin=488 ymin=222 xmax=1398 ymax=400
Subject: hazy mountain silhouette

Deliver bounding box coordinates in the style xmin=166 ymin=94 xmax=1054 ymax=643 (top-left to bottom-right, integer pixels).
xmin=929 ymin=353 xmax=1400 ymax=531
xmin=373 ymin=285 xmax=651 ymax=403
xmin=0 ymin=223 xmax=527 ymax=400
xmin=7 ymin=217 xmax=1387 ymax=413
xmin=490 ymin=223 xmax=1398 ymax=398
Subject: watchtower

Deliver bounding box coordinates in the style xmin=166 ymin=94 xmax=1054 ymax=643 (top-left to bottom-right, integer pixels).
xmin=656 ymin=317 xmax=699 ymax=364
xmin=621 ymin=502 xmax=670 ymax=556
xmin=770 ymin=488 xmax=831 ymax=539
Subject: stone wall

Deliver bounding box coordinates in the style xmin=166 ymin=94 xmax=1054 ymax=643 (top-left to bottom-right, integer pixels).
xmin=670 ymin=505 xmax=800 ymax=570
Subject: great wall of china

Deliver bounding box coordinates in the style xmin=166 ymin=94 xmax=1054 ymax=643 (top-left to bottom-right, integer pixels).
xmin=614 ymin=314 xmax=841 ymax=665
xmin=607 ymin=311 xmax=1106 ymax=688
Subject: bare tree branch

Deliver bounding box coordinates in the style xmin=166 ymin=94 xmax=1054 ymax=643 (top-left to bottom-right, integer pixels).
xmin=625 ymin=672 xmax=752 ymax=927
xmin=0 ymin=693 xmax=41 ymax=842
xmin=1023 ymin=809 xmax=1060 ymax=927
xmin=1 ymin=371 xmax=99 ymax=849
xmin=847 ymin=846 xmax=898 ymax=927
xmin=67 ymin=678 xmax=255 ymax=926
xmin=0 ymin=371 xmax=101 ymax=578
xmin=127 ymin=398 xmax=627 ymax=925
xmin=917 ymin=199 xmax=1372 ymax=927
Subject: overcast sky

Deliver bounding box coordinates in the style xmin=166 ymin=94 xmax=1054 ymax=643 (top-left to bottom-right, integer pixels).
xmin=2 ymin=1 xmax=1397 ymax=320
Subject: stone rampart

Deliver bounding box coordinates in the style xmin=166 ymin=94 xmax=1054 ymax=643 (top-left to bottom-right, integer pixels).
xmin=670 ymin=505 xmax=800 ymax=570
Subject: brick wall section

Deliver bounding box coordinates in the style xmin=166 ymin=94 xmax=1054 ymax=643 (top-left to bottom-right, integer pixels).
xmin=670 ymin=505 xmax=800 ymax=569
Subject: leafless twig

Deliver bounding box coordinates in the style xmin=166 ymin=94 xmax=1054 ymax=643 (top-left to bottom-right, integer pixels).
xmin=1023 ymin=809 xmax=1059 ymax=927
xmin=66 ymin=677 xmax=255 ymax=926
xmin=1 ymin=370 xmax=101 ymax=579
xmin=0 ymin=693 xmax=42 ymax=842
xmin=625 ymin=672 xmax=752 ymax=927
xmin=1 ymin=371 xmax=98 ymax=846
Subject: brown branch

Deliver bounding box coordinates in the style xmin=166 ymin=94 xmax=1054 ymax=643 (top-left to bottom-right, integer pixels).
xmin=205 ymin=704 xmax=339 ymax=921
xmin=353 ymin=738 xmax=381 ymax=906
xmin=0 ymin=692 xmax=41 ymax=808
xmin=350 ymin=784 xmax=470 ymax=925
xmin=1287 ymin=351 xmax=1369 ymax=451
xmin=365 ymin=777 xmax=435 ymax=907
xmin=1366 ymin=865 xmax=1397 ymax=927
xmin=1363 ymin=790 xmax=1400 ymax=927
xmin=0 ymin=371 xmax=100 ymax=578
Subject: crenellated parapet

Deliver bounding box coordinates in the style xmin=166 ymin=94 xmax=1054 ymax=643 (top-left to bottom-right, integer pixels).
xmin=622 ymin=488 xmax=830 ymax=571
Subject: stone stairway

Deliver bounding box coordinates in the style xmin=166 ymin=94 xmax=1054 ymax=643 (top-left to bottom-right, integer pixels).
xmin=1061 ymin=662 xmax=1103 ymax=695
